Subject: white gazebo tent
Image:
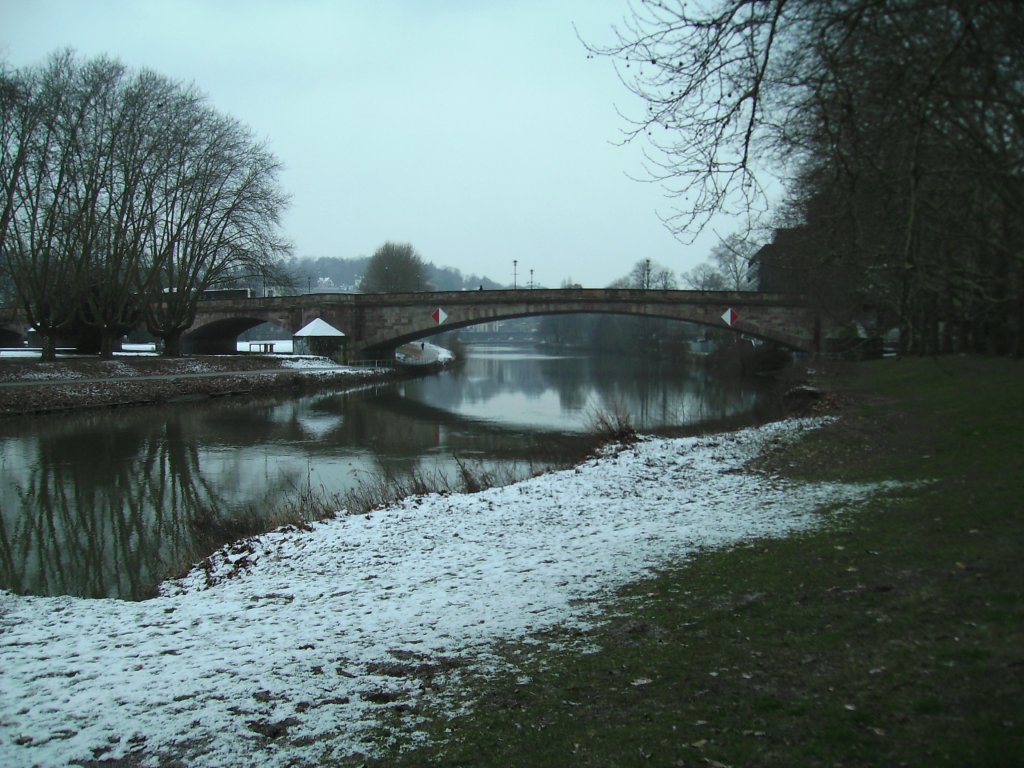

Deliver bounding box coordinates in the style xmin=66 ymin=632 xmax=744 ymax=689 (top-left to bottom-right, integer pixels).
xmin=292 ymin=317 xmax=347 ymax=359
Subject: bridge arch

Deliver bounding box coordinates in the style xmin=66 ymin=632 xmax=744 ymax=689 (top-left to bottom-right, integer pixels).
xmin=183 ymin=316 xmax=272 ymax=354
xmin=361 ymin=308 xmax=798 ymax=357
xmin=348 ymin=289 xmax=819 ymax=358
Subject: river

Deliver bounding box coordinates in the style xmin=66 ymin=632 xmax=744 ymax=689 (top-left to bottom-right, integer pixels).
xmin=0 ymin=343 xmax=778 ymax=600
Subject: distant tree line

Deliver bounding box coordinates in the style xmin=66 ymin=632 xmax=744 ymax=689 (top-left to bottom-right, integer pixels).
xmin=283 ymin=246 xmax=504 ymax=294
xmin=0 ymin=51 xmax=290 ymax=359
xmin=590 ymin=0 xmax=1023 ymax=355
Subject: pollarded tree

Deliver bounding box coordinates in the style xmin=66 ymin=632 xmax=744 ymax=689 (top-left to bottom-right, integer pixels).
xmin=358 ymin=242 xmax=429 ymax=293
xmin=3 ymin=51 xmax=110 ymax=360
xmin=62 ymin=57 xmax=162 ymax=358
xmin=2 ymin=51 xmax=292 ymax=359
xmin=0 ymin=63 xmax=32 ymax=258
xmin=0 ymin=64 xmax=30 ymax=308
xmin=141 ymin=88 xmax=291 ymax=356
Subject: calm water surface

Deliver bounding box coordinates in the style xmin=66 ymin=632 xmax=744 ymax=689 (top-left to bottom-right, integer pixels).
xmin=0 ymin=344 xmax=776 ymax=599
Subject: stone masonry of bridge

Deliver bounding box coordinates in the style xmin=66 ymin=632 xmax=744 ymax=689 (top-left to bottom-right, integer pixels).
xmin=181 ymin=289 xmax=823 ymax=358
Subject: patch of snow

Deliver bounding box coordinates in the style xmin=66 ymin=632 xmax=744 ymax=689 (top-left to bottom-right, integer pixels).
xmin=0 ymin=418 xmax=899 ymax=767
xmin=278 ymin=355 xmax=343 ymax=370
xmin=396 ymin=341 xmax=454 ymax=365
xmin=278 ymin=356 xmax=384 ymax=381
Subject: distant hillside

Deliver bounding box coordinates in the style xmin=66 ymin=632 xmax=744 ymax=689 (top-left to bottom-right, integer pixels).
xmin=285 ymin=256 xmax=504 ymax=293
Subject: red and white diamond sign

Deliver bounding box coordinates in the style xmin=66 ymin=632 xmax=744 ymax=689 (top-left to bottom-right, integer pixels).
xmin=721 ymin=307 xmax=740 ymax=327
xmin=432 ymin=307 xmax=448 ymax=325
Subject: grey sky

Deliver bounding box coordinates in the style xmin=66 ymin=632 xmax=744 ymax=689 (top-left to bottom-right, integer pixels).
xmin=1 ymin=0 xmax=726 ymax=287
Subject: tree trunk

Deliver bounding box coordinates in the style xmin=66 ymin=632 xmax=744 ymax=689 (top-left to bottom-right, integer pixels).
xmin=99 ymin=332 xmax=116 ymax=359
xmin=1013 ymin=262 xmax=1024 ymax=358
xmin=161 ymin=330 xmax=183 ymax=358
xmin=40 ymin=332 xmax=57 ymax=362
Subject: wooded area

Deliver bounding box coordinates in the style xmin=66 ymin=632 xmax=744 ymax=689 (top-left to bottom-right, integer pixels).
xmin=591 ymin=0 xmax=1023 ymax=354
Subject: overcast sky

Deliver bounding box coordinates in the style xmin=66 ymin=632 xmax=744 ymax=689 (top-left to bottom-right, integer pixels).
xmin=1 ymin=0 xmax=729 ymax=288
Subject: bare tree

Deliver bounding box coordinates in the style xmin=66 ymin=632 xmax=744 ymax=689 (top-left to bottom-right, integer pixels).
xmin=589 ymin=0 xmax=1024 ymax=354
xmin=61 ymin=57 xmax=158 ymax=357
xmin=1 ymin=51 xmax=291 ymax=359
xmin=4 ymin=52 xmax=107 ymax=360
xmin=610 ymin=258 xmax=677 ymax=290
xmin=709 ymin=234 xmax=757 ymax=291
xmin=680 ymin=263 xmax=727 ymax=292
xmin=584 ymin=0 xmax=796 ymax=239
xmin=142 ymin=99 xmax=291 ymax=356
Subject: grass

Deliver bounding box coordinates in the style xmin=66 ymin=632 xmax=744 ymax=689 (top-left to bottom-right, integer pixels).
xmin=344 ymin=356 xmax=1024 ymax=767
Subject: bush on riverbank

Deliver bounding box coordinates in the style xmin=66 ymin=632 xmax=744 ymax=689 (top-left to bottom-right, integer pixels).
xmin=352 ymin=356 xmax=1024 ymax=767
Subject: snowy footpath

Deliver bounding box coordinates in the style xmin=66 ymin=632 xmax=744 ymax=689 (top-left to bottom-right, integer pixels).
xmin=1 ymin=418 xmax=895 ymax=766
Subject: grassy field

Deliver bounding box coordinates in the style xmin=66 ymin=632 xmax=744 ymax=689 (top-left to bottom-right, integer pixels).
xmin=343 ymin=356 xmax=1023 ymax=767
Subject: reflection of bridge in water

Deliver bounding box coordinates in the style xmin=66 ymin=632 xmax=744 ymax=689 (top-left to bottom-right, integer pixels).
xmin=0 ymin=289 xmax=824 ymax=356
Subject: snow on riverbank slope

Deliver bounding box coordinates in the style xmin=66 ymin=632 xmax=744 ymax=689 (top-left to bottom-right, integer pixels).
xmin=0 ymin=418 xmax=896 ymax=767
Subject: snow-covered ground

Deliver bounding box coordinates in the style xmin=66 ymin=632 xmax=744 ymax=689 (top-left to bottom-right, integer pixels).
xmin=0 ymin=418 xmax=899 ymax=767
xmin=395 ymin=342 xmax=456 ymax=365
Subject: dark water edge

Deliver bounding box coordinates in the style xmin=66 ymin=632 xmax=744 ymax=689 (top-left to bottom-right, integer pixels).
xmin=0 ymin=351 xmax=805 ymax=601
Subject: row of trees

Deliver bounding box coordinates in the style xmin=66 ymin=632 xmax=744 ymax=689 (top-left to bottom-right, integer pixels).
xmin=603 ymin=246 xmax=756 ymax=293
xmin=1 ymin=51 xmax=290 ymax=359
xmin=592 ymin=0 xmax=1023 ymax=354
xmin=277 ymin=246 xmax=505 ymax=295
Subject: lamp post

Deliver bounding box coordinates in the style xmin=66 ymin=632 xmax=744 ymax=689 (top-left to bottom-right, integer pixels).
xmin=513 ymin=260 xmax=518 ymax=290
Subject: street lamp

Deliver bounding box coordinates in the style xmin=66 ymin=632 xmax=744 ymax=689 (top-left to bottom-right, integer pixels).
xmin=513 ymin=260 xmax=518 ymax=290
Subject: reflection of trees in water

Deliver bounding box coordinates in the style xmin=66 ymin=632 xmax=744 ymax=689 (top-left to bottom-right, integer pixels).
xmin=0 ymin=351 xmax=770 ymax=600
xmin=0 ymin=418 xmax=227 ymax=599
xmin=405 ymin=351 xmax=564 ymax=411
xmin=538 ymin=354 xmax=591 ymax=412
xmin=386 ymin=344 xmax=766 ymax=433
xmin=547 ymin=355 xmax=762 ymax=431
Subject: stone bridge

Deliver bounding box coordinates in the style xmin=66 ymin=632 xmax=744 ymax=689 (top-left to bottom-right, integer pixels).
xmin=0 ymin=289 xmax=824 ymax=357
xmin=186 ymin=288 xmax=823 ymax=357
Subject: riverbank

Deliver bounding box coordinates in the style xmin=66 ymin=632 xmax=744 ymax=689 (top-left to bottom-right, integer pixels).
xmin=0 ymin=360 xmax=908 ymax=766
xmin=0 ymin=355 xmax=397 ymax=418
xmin=1 ymin=357 xmax=1018 ymax=766
xmin=378 ymin=356 xmax=1024 ymax=767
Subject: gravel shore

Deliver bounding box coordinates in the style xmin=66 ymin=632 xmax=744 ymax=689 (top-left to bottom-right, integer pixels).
xmin=0 ymin=355 xmax=394 ymax=418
